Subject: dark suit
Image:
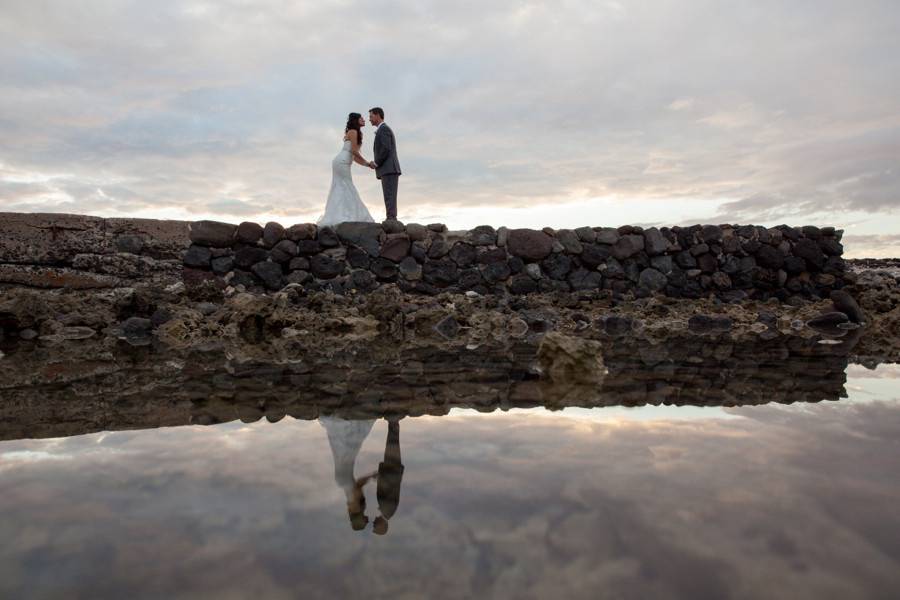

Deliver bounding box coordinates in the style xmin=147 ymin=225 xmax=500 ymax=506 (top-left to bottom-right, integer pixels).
xmin=373 ymin=123 xmax=401 ymax=220
xmin=377 ymin=418 xmax=404 ymax=520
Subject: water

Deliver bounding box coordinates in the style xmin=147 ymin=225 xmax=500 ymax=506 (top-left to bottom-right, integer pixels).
xmin=1 ymin=340 xmax=899 ymax=599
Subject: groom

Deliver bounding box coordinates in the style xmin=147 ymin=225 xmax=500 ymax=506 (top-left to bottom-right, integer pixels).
xmin=367 ymin=107 xmax=401 ymax=221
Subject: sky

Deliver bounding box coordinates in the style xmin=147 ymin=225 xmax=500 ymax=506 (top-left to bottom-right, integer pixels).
xmin=0 ymin=0 xmax=898 ymax=257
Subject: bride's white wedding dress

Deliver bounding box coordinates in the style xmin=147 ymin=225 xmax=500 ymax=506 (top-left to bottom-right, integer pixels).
xmin=317 ymin=139 xmax=374 ymax=226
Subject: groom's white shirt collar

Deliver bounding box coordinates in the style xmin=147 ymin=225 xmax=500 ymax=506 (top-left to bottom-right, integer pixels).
xmin=376 ymin=122 xmax=384 ymax=130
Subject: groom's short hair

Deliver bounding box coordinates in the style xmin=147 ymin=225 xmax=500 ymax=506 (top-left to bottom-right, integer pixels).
xmin=369 ymin=107 xmax=384 ymax=119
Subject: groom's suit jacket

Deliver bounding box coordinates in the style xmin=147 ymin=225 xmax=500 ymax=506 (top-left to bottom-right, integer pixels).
xmin=373 ymin=123 xmax=401 ymax=180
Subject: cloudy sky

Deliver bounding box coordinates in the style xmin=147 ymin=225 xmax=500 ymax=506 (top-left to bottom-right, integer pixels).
xmin=1 ymin=1 xmax=898 ymax=256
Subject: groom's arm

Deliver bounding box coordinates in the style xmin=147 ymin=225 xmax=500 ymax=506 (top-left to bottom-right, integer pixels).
xmin=373 ymin=128 xmax=389 ymax=167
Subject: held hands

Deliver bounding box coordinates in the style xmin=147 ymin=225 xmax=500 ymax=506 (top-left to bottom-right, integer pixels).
xmin=368 ymin=161 xmax=377 ymax=169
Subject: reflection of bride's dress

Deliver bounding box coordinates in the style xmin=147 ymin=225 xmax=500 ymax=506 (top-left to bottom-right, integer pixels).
xmin=319 ymin=416 xmax=375 ymax=500
xmin=317 ymin=140 xmax=375 ymax=226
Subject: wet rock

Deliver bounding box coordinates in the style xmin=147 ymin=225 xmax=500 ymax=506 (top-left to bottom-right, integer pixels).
xmin=234 ymin=247 xmax=269 ymax=269
xmin=336 ymin=222 xmax=383 ymax=256
xmin=184 ymin=245 xmax=212 ymax=268
xmin=251 ymin=262 xmax=284 ymax=290
xmin=211 ymin=256 xmax=234 ymax=275
xmin=236 ymin=222 xmax=264 ymax=244
xmin=507 ymin=229 xmax=553 ymax=261
xmin=611 ymin=234 xmax=644 ymax=260
xmin=285 ymin=223 xmax=317 ymax=242
xmin=190 ymin=220 xmax=236 ymax=247
xmin=807 ymin=312 xmax=849 ymax=328
xmin=270 ymin=240 xmax=299 ymax=263
xmin=309 ymin=254 xmax=345 ymax=280
xmin=433 ymin=315 xmax=460 ymax=339
xmin=830 ymin=290 xmax=865 ymax=324
xmin=115 ymin=235 xmax=144 ymax=254
xmin=688 ymin=314 xmax=733 ymax=333
xmin=381 ymin=236 xmax=411 ymax=262
xmin=261 ymin=222 xmax=285 ymax=248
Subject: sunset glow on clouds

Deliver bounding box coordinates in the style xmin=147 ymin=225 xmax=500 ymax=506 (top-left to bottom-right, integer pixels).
xmin=0 ymin=1 xmax=898 ymax=256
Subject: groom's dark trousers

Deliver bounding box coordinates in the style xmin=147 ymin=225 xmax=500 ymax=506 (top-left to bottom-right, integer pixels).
xmin=373 ymin=122 xmax=401 ymax=220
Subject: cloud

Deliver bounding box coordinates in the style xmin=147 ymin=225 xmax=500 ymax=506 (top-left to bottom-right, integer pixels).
xmin=0 ymin=0 xmax=898 ymax=248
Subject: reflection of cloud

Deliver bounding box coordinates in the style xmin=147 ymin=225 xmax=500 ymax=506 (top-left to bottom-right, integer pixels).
xmin=1 ymin=401 xmax=900 ymax=598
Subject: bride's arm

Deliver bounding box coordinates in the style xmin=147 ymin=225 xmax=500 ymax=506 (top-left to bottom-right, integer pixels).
xmin=347 ymin=130 xmax=370 ymax=167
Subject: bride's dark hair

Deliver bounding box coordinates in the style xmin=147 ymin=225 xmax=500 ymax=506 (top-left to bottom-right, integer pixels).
xmin=345 ymin=112 xmax=362 ymax=145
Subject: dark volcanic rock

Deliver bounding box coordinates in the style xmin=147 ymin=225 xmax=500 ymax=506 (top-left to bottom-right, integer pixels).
xmin=190 ymin=220 xmax=236 ymax=247
xmin=370 ymin=258 xmax=399 ymax=281
xmin=568 ymin=268 xmax=602 ymax=291
xmin=556 ymin=229 xmax=583 ymax=254
xmin=211 ymin=256 xmax=234 ymax=275
xmin=336 ymin=222 xmax=383 ymax=256
xmin=509 ymin=274 xmax=538 ymax=294
xmin=270 ymin=240 xmax=299 ymax=263
xmin=477 ymin=247 xmax=507 ymax=264
xmin=234 ymin=247 xmax=269 ymax=269
xmin=638 ymin=268 xmax=667 ymax=292
xmin=830 ymin=290 xmax=865 ymax=324
xmin=318 ymin=226 xmax=339 ymax=247
xmin=121 ymin=316 xmax=153 ymax=342
xmin=288 ymin=257 xmax=310 ymax=271
xmin=350 ymin=269 xmax=378 ymax=291
xmin=541 ymin=253 xmax=572 ymax=280
xmin=251 ymin=261 xmax=284 ymax=290
xmin=449 ymin=242 xmax=477 ymax=267
xmin=295 ymin=240 xmax=322 ymax=255
xmin=581 ymin=244 xmax=611 ymax=268
xmin=793 ymin=238 xmax=825 ymax=270
xmin=423 ymin=260 xmax=459 ymax=286
xmin=309 ymin=254 xmax=344 ymax=279
xmin=346 ymin=247 xmax=370 ymax=269
xmin=184 ymin=245 xmax=212 ymax=268
xmin=602 ymin=315 xmax=633 ymax=336
xmin=427 ymin=238 xmax=451 ymax=259
xmin=507 ymin=229 xmax=553 ymax=261
xmin=688 ymin=314 xmax=733 ymax=333
xmin=480 ymin=261 xmax=511 ymax=283
xmin=380 ymin=236 xmax=410 ymax=262
xmin=236 ymin=222 xmax=264 ymax=244
xmin=262 ymin=222 xmax=285 ymax=247
xmin=756 ymin=245 xmax=784 ymax=270
xmin=643 ymin=228 xmax=668 ymax=255
xmin=398 ymin=256 xmax=422 ymax=280
xmin=611 ymin=234 xmax=644 ymax=260
xmin=468 ymin=225 xmax=497 ymax=246
xmin=115 ymin=235 xmax=144 ymax=254
xmin=700 ymin=225 xmax=723 ymax=243
xmin=285 ymin=223 xmax=317 ymax=242
xmin=697 ymin=253 xmax=718 ymax=273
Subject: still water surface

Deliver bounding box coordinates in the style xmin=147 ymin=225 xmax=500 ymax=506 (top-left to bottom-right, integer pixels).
xmin=1 ymin=365 xmax=899 ymax=599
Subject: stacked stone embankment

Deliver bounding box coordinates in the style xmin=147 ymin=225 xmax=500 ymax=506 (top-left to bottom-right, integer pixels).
xmin=185 ymin=219 xmax=851 ymax=301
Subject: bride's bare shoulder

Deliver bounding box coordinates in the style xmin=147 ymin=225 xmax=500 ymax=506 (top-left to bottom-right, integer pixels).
xmin=345 ymin=129 xmax=358 ymax=141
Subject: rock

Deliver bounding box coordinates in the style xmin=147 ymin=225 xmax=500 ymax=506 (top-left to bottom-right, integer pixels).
xmin=251 ymin=261 xmax=284 ymax=290
xmin=537 ymin=332 xmax=605 ymax=384
xmin=611 ymin=234 xmax=644 ymax=260
xmin=541 ymin=253 xmax=572 ymax=280
xmin=262 ymin=222 xmax=285 ymax=247
xmin=270 ymin=240 xmax=299 ymax=263
xmin=690 ymin=243 xmax=710 ymax=256
xmin=406 ymin=223 xmax=428 ymax=241
xmin=496 ymin=227 xmax=509 ymax=247
xmin=309 ymin=254 xmax=345 ymax=279
xmin=0 ymin=264 xmax=121 ymax=289
xmin=688 ymin=314 xmax=732 ymax=333
xmin=638 ymin=268 xmax=667 ymax=292
xmin=525 ymin=263 xmax=542 ymax=280
xmin=830 ymin=290 xmax=865 ymax=324
xmin=700 ymin=225 xmax=722 ymax=242
xmin=370 ymin=258 xmax=399 ymax=280
xmin=783 ymin=256 xmax=806 ymax=275
xmin=793 ymin=238 xmax=825 ymax=270
xmin=458 ymin=268 xmax=485 ymax=290
xmin=350 ymin=269 xmax=378 ymax=291
xmin=115 ymin=235 xmax=144 ymax=254
xmin=643 ymin=228 xmax=668 ymax=255
xmin=398 ymin=256 xmax=422 ymax=280
xmin=190 ymin=220 xmax=236 ymax=247
xmin=434 ymin=315 xmax=460 ymax=339
xmin=575 ymin=226 xmax=597 ymax=243
xmin=380 ymin=236 xmax=411 ymax=262
xmin=196 ymin=302 xmax=219 ymax=316
xmin=507 ymin=229 xmax=554 ymax=261
xmin=819 ymin=238 xmax=843 ymax=256
xmin=711 ymin=271 xmax=732 ymax=289
xmin=595 ymin=228 xmax=619 ymax=245
xmin=288 ymin=257 xmax=310 ymax=271
xmin=568 ymin=268 xmax=602 ymax=291
xmin=285 ymin=270 xmax=310 ymax=285
xmin=382 ymin=219 xmax=405 ymax=234
xmin=602 ymin=315 xmax=632 ymax=336
xmin=479 ymin=261 xmax=511 ymax=283
xmin=234 ymin=247 xmax=269 ymax=268
xmin=122 ymin=316 xmax=153 ymax=340
xmin=427 ymin=238 xmax=451 ymax=259
xmin=581 ymin=243 xmax=611 ymax=268
xmin=801 ymin=225 xmax=821 ymax=239
xmin=556 ymin=229 xmax=583 ymax=254
xmin=211 ymin=256 xmax=234 ymax=275
xmin=423 ymin=260 xmax=458 ymax=286
xmin=756 ymin=245 xmax=784 ymax=269
xmin=346 ymin=247 xmax=370 ymax=269
xmin=468 ymin=225 xmax=497 ymax=246
xmin=286 ymin=223 xmax=317 ymax=242
xmin=336 ymin=222 xmax=383 ymax=256
xmin=427 ymin=223 xmax=447 ymax=232
xmin=236 ymin=222 xmax=264 ymax=244
xmin=316 ymin=226 xmax=339 ymax=247
xmin=509 ymin=274 xmax=538 ymax=294
xmin=675 ymin=251 xmax=697 ymax=269
xmin=807 ymin=312 xmax=849 ymax=328
xmin=449 ymin=242 xmax=477 ymax=267
xmin=697 ymin=253 xmax=718 ymax=273
xmin=184 ymin=245 xmax=212 ymax=268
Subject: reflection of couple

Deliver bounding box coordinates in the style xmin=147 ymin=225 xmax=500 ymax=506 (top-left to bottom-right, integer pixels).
xmin=319 ymin=416 xmax=404 ymax=534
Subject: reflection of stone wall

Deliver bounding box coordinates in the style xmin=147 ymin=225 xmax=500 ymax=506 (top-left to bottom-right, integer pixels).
xmin=186 ymin=220 xmax=850 ymax=300
xmin=0 ymin=334 xmax=851 ymax=441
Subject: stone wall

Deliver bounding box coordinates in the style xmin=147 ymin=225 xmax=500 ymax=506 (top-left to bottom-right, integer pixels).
xmin=186 ymin=219 xmax=850 ymax=301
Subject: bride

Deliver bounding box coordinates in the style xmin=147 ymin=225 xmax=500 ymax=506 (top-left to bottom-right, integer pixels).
xmin=317 ymin=112 xmax=375 ymax=226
